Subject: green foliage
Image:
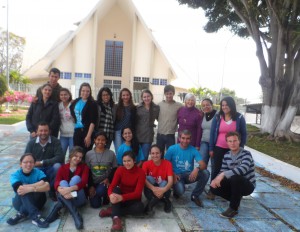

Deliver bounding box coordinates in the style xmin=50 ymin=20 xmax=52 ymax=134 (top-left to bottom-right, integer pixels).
xmin=0 ymin=75 xmax=7 ymax=97
xmin=188 ymin=86 xmax=218 ymax=103
xmin=0 ymin=114 xmax=26 ymax=125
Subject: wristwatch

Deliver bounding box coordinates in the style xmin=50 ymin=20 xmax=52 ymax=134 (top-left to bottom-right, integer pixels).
xmin=40 ymin=160 xmax=43 ymax=165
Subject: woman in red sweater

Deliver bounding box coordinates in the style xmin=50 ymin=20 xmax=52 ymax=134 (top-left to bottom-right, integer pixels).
xmin=99 ymin=151 xmax=145 ymax=230
xmin=46 ymin=146 xmax=89 ymax=230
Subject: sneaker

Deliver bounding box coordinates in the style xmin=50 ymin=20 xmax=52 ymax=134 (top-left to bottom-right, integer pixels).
xmin=99 ymin=207 xmax=112 ymax=218
xmin=206 ymin=190 xmax=215 ymax=200
xmin=191 ymin=195 xmax=203 ymax=207
xmin=7 ymin=212 xmax=27 ymax=225
xmin=112 ymin=217 xmax=122 ymax=230
xmin=220 ymin=207 xmax=238 ymax=218
xmin=163 ymin=198 xmax=172 ymax=213
xmin=32 ymin=215 xmax=49 ymax=228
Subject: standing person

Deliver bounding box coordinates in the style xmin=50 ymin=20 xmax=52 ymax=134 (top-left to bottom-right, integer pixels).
xmin=177 ymin=93 xmax=203 ymax=150
xmin=96 ymin=87 xmax=115 ymax=149
xmin=165 ymin=130 xmax=210 ymax=207
xmin=113 ymin=88 xmax=136 ymax=153
xmin=26 ymin=83 xmax=60 ymax=138
xmin=58 ymin=88 xmax=74 ymax=158
xmin=85 ymin=131 xmax=117 ymax=208
xmin=136 ymin=89 xmax=160 ymax=161
xmin=142 ymin=145 xmax=173 ymax=215
xmin=209 ymin=96 xmax=247 ymax=195
xmin=200 ymin=98 xmax=217 ymax=165
xmin=70 ymin=82 xmax=98 ymax=154
xmin=36 ymin=67 xmax=62 ymax=102
xmin=117 ymin=127 xmax=144 ymax=167
xmin=210 ymin=131 xmax=256 ymax=218
xmin=99 ymin=151 xmax=145 ymax=231
xmin=24 ymin=122 xmax=64 ymax=200
xmin=157 ymin=85 xmax=182 ymax=155
xmin=46 ymin=146 xmax=89 ymax=230
xmin=7 ymin=153 xmax=50 ymax=228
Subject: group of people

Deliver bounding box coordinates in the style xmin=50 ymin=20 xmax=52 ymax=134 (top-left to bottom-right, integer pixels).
xmin=7 ymin=68 xmax=256 ymax=230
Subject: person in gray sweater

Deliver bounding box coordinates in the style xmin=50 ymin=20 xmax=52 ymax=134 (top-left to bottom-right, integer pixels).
xmin=210 ymin=131 xmax=256 ymax=218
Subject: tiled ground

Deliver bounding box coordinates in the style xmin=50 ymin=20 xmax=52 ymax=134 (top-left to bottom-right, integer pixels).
xmin=0 ymin=126 xmax=299 ymax=231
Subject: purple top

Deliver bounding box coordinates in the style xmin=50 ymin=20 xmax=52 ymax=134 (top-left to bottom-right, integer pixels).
xmin=177 ymin=106 xmax=203 ymax=148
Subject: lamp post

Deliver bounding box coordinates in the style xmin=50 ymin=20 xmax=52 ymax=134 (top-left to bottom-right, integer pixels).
xmin=5 ymin=0 xmax=10 ymax=113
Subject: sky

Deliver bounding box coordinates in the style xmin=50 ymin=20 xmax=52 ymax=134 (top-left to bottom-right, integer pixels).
xmin=0 ymin=0 xmax=262 ymax=102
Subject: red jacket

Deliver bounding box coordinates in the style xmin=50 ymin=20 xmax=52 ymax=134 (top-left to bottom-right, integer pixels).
xmin=54 ymin=163 xmax=89 ymax=191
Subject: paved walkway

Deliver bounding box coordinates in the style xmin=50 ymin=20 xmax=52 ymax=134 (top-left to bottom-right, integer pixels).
xmin=0 ymin=125 xmax=300 ymax=231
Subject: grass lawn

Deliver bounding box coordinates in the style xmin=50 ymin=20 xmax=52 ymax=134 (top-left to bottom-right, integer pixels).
xmin=0 ymin=106 xmax=28 ymax=125
xmin=246 ymin=124 xmax=300 ymax=168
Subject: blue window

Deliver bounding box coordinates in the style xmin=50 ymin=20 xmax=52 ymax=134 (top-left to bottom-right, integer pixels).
xmin=160 ymin=79 xmax=167 ymax=86
xmin=152 ymin=78 xmax=159 ymax=85
xmin=104 ymin=40 xmax=123 ymax=77
xmin=75 ymin=73 xmax=83 ymax=78
xmin=103 ymin=79 xmax=122 ymax=90
xmin=61 ymin=72 xmax=72 ymax=79
xmin=84 ymin=73 xmax=91 ymax=79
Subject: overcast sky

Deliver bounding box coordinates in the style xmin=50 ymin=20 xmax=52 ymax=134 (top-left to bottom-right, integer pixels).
xmin=0 ymin=0 xmax=262 ymax=102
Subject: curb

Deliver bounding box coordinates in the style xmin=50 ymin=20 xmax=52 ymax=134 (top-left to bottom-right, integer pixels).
xmin=0 ymin=120 xmax=26 ymax=137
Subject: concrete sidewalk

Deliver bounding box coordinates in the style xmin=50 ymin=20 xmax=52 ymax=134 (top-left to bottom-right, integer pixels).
xmin=0 ymin=124 xmax=300 ymax=231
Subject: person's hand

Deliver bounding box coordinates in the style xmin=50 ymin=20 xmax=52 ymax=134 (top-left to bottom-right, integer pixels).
xmin=101 ymin=178 xmax=110 ymax=188
xmin=17 ymin=185 xmax=29 ymax=196
xmin=58 ymin=186 xmax=71 ymax=196
xmin=109 ymin=193 xmax=123 ymax=204
xmin=35 ymin=161 xmax=43 ymax=167
xmin=210 ymin=173 xmax=224 ymax=188
xmin=189 ymin=169 xmax=198 ymax=182
xmin=209 ymin=151 xmax=214 ymax=157
xmin=84 ymin=136 xmax=91 ymax=148
xmin=152 ymin=187 xmax=165 ymax=199
xmin=89 ymin=186 xmax=96 ymax=198
xmin=173 ymin=174 xmax=180 ymax=184
xmin=196 ymin=146 xmax=200 ymax=151
xmin=63 ymin=193 xmax=73 ymax=199
xmin=30 ymin=132 xmax=37 ymax=138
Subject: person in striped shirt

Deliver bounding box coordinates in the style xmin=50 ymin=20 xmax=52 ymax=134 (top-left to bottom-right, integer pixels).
xmin=210 ymin=131 xmax=256 ymax=218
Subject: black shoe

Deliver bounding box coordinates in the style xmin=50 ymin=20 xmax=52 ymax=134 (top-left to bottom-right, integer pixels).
xmin=163 ymin=198 xmax=172 ymax=213
xmin=32 ymin=214 xmax=49 ymax=228
xmin=146 ymin=197 xmax=160 ymax=216
xmin=191 ymin=195 xmax=203 ymax=207
xmin=173 ymin=193 xmax=180 ymax=199
xmin=46 ymin=201 xmax=63 ymax=223
xmin=220 ymin=207 xmax=238 ymax=218
xmin=7 ymin=212 xmax=27 ymax=225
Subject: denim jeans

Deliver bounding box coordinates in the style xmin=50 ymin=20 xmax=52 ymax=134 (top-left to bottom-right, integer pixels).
xmin=173 ymin=170 xmax=210 ymax=198
xmin=89 ymin=183 xmax=108 ymax=208
xmin=60 ymin=136 xmax=74 ymax=156
xmin=144 ymin=176 xmax=170 ymax=200
xmin=113 ymin=130 xmax=123 ymax=153
xmin=38 ymin=163 xmax=61 ymax=194
xmin=60 ymin=175 xmax=87 ymax=207
xmin=156 ymin=134 xmax=175 ymax=156
xmin=200 ymin=141 xmax=210 ymax=165
xmin=140 ymin=143 xmax=152 ymax=161
xmin=12 ymin=192 xmax=47 ymax=219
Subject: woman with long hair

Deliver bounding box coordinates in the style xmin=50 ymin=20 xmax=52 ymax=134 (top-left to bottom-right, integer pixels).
xmin=113 ymin=88 xmax=136 ymax=153
xmin=70 ymin=83 xmax=98 ymax=154
xmin=136 ymin=89 xmax=159 ymax=161
xmin=96 ymin=87 xmax=115 ymax=149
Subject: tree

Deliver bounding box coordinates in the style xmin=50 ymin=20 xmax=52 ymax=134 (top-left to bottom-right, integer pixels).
xmin=178 ymin=0 xmax=300 ymax=140
xmin=189 ymin=86 xmax=218 ymax=103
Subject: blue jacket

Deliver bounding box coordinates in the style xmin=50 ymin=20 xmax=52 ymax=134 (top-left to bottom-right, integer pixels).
xmin=209 ymin=112 xmax=247 ymax=152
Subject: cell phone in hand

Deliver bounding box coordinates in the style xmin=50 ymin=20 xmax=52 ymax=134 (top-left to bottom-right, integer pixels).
xmin=71 ymin=191 xmax=77 ymax=197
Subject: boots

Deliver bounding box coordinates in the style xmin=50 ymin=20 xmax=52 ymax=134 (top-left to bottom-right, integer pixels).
xmin=145 ymin=196 xmax=160 ymax=216
xmin=57 ymin=194 xmax=83 ymax=230
xmin=46 ymin=201 xmax=63 ymax=223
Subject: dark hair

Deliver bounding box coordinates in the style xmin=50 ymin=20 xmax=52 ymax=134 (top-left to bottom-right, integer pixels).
xmin=122 ymin=150 xmax=136 ymax=161
xmin=59 ymin=88 xmax=72 ymax=102
xmin=94 ymin=131 xmax=108 ymax=141
xmin=121 ymin=127 xmax=139 ymax=156
xmin=41 ymin=83 xmax=52 ymax=90
xmin=201 ymin=98 xmax=213 ymax=106
xmin=69 ymin=146 xmax=84 ymax=161
xmin=149 ymin=144 xmax=162 ymax=154
xmin=219 ymin=96 xmax=237 ymax=120
xmin=49 ymin=67 xmax=60 ymax=77
xmin=37 ymin=121 xmax=50 ymax=128
xmin=97 ymin=87 xmax=114 ymax=110
xmin=20 ymin=153 xmax=36 ymax=163
xmin=164 ymin=85 xmax=175 ymax=94
xmin=78 ymin=83 xmax=93 ymax=101
xmin=179 ymin=129 xmax=192 ymax=137
xmin=225 ymin=131 xmax=241 ymax=141
xmin=116 ymin=88 xmax=135 ymax=121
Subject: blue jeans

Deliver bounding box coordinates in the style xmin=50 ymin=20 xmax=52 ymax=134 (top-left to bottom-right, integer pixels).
xmin=144 ymin=176 xmax=170 ymax=200
xmin=38 ymin=163 xmax=61 ymax=195
xmin=140 ymin=143 xmax=151 ymax=161
xmin=12 ymin=192 xmax=47 ymax=219
xmin=200 ymin=141 xmax=210 ymax=165
xmin=113 ymin=130 xmax=123 ymax=153
xmin=89 ymin=183 xmax=108 ymax=208
xmin=60 ymin=176 xmax=87 ymax=207
xmin=156 ymin=133 xmax=175 ymax=156
xmin=60 ymin=136 xmax=74 ymax=156
xmin=173 ymin=170 xmax=210 ymax=198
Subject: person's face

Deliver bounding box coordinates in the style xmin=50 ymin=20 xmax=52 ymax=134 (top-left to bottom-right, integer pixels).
xmin=80 ymin=86 xmax=91 ymax=100
xmin=49 ymin=72 xmax=60 ymax=86
xmin=221 ymin=101 xmax=231 ymax=115
xmin=37 ymin=125 xmax=50 ymax=141
xmin=94 ymin=135 xmax=107 ymax=149
xmin=142 ymin=92 xmax=152 ymax=105
xmin=122 ymin=128 xmax=132 ymax=142
xmin=150 ymin=147 xmax=161 ymax=163
xmin=185 ymin=98 xmax=195 ymax=108
xmin=70 ymin=152 xmax=83 ymax=166
xmin=165 ymin=91 xmax=174 ymax=102
xmin=20 ymin=155 xmax=35 ymax=173
xmin=42 ymin=86 xmax=52 ymax=99
xmin=201 ymin=100 xmax=213 ymax=113
xmin=226 ymin=135 xmax=240 ymax=153
xmin=179 ymin=133 xmax=191 ymax=148
xmin=101 ymin=91 xmax=111 ymax=104
xmin=121 ymin=91 xmax=131 ymax=105
xmin=123 ymin=155 xmax=135 ymax=169
xmin=60 ymin=90 xmax=70 ymax=103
